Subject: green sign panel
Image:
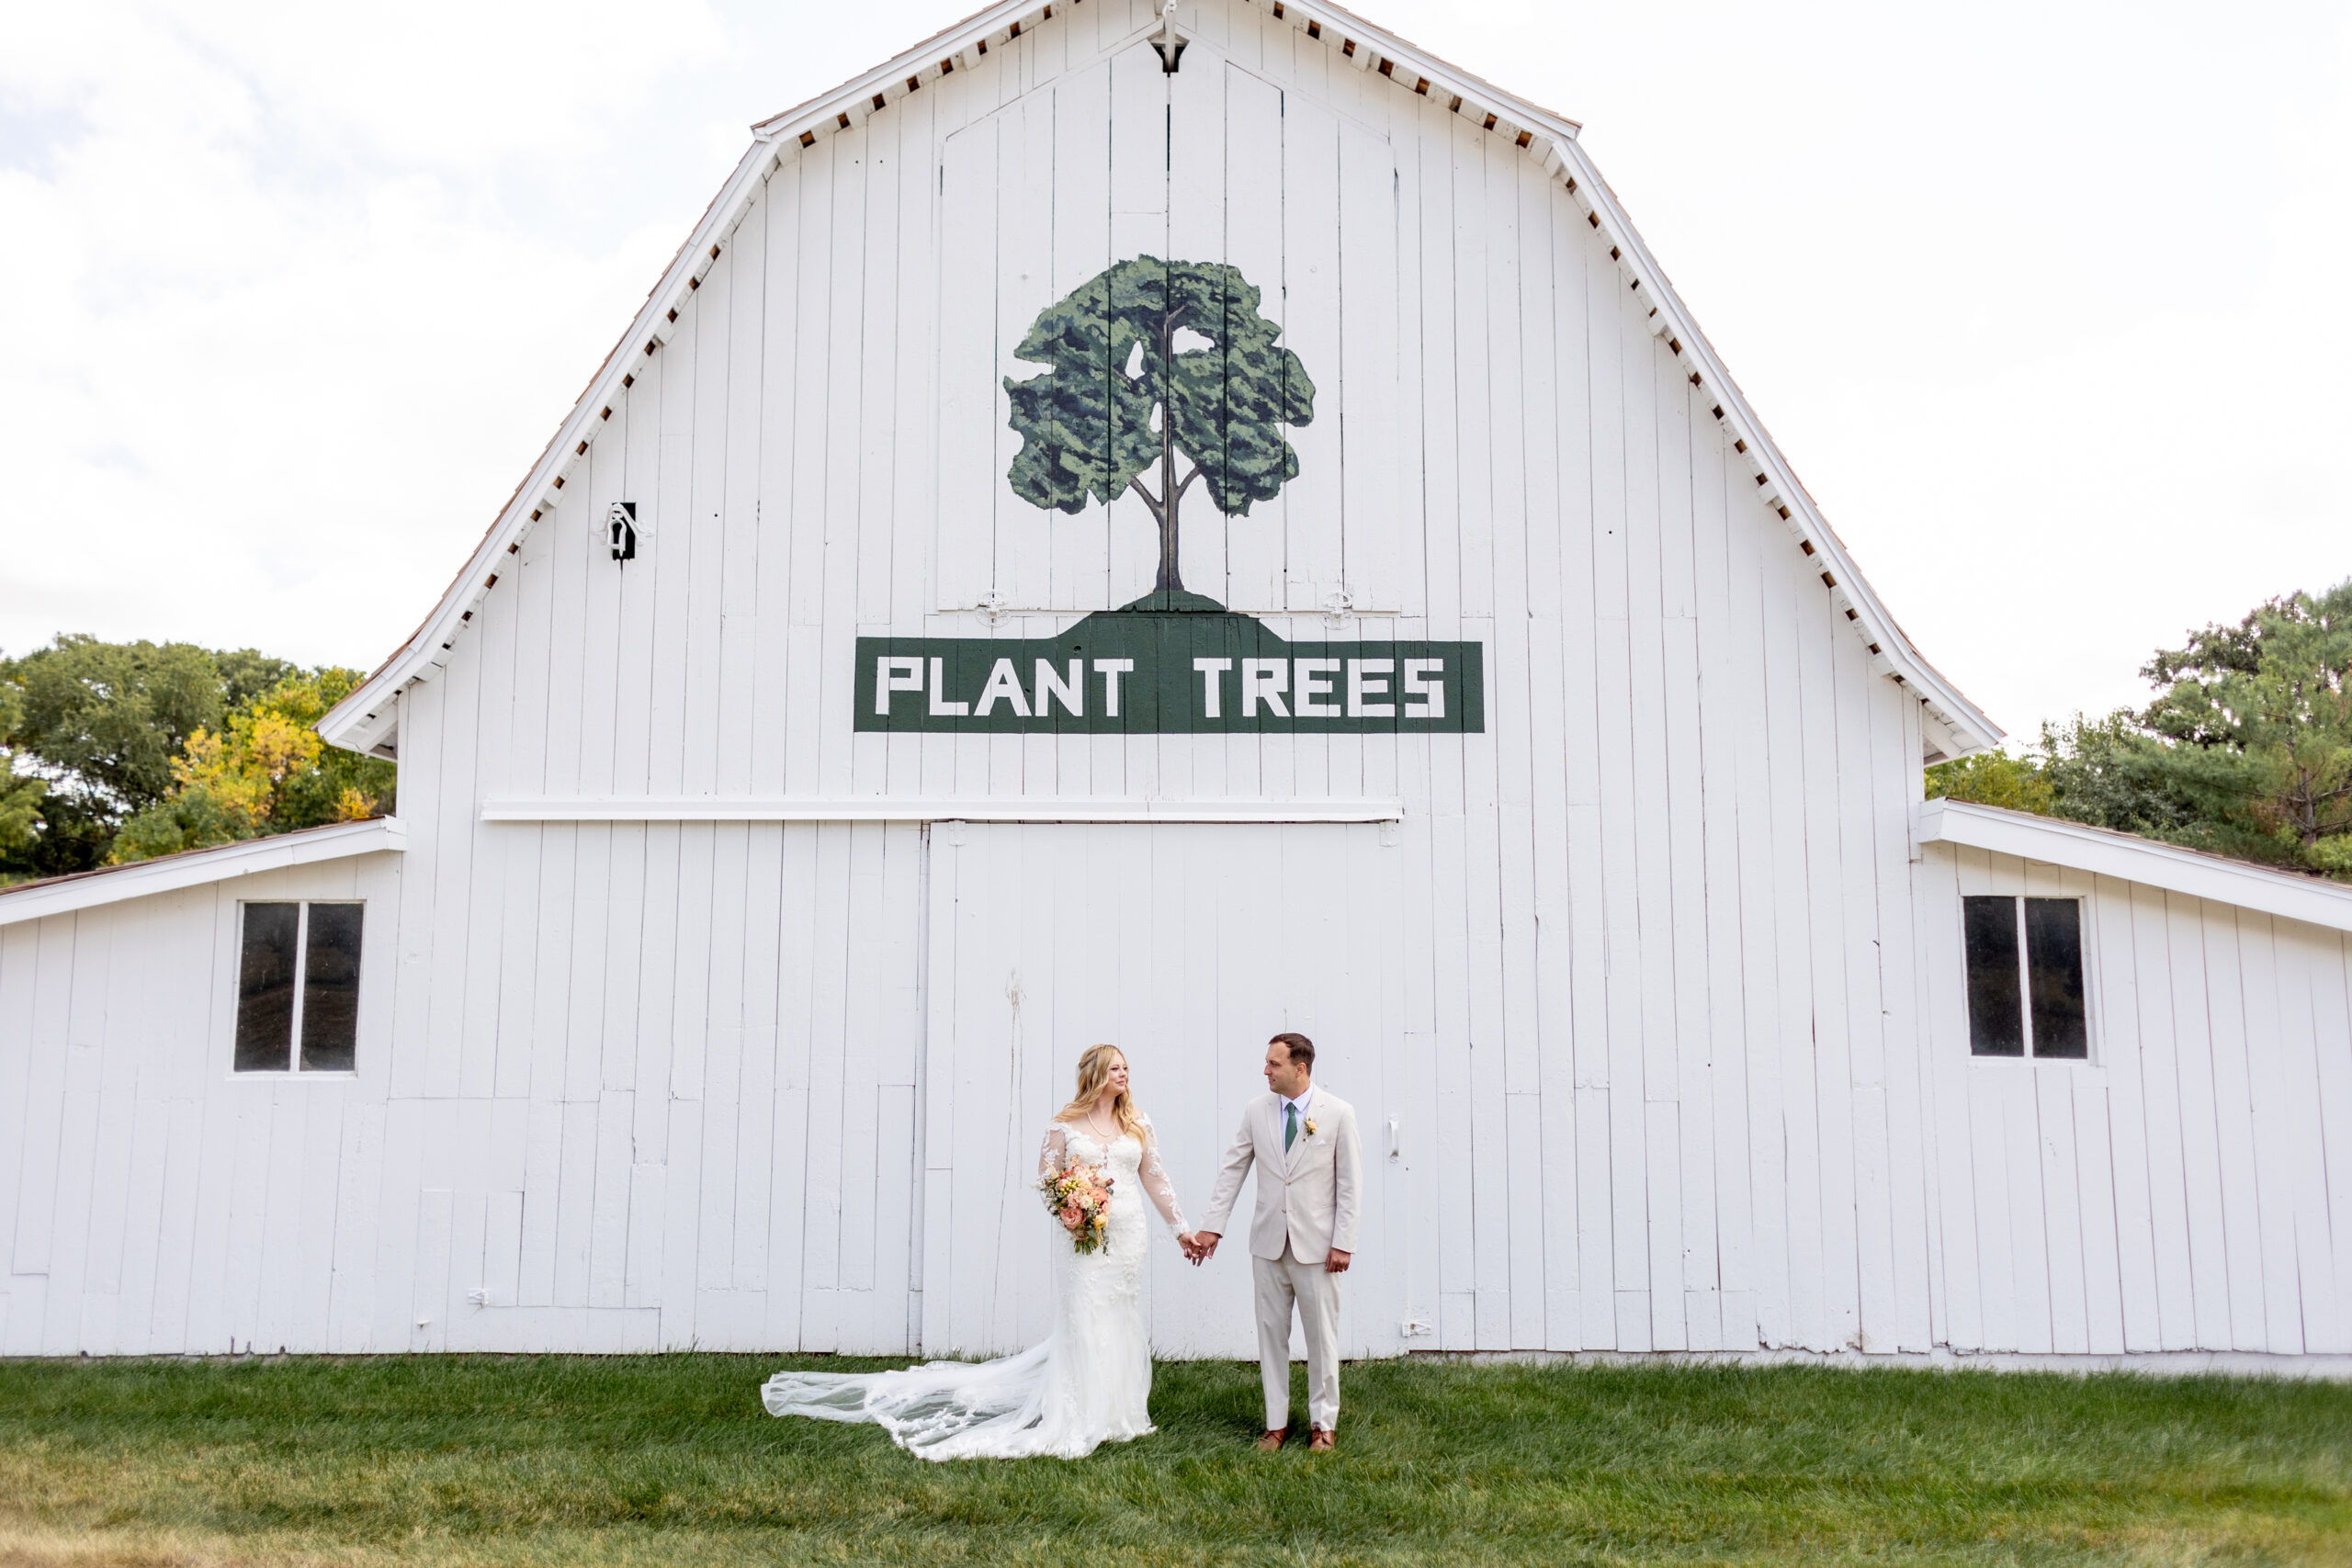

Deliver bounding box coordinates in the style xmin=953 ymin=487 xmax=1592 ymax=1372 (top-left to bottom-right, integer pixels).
xmin=856 ymin=604 xmax=1483 ymax=735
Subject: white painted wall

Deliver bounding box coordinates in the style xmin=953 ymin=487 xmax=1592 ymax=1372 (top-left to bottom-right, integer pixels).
xmin=922 ymin=821 xmax=1412 ymax=1360
xmin=0 ymin=854 xmax=407 ymax=1355
xmin=6 ymin=0 xmax=2345 ymax=1362
xmin=1917 ymin=845 xmax=2352 ymax=1357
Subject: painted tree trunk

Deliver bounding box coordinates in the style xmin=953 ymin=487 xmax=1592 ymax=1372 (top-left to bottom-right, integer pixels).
xmin=1155 ymin=305 xmax=1185 ymax=593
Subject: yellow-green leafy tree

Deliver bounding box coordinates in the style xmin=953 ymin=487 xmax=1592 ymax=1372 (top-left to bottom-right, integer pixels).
xmin=1922 ymin=748 xmax=2053 ymax=815
xmin=0 ymin=681 xmax=48 ymax=885
xmin=0 ymin=635 xmax=291 ymax=879
xmin=112 ymin=668 xmax=395 ymax=862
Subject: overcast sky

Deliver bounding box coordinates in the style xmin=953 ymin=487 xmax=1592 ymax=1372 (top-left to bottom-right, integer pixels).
xmin=2 ymin=0 xmax=2344 ymax=744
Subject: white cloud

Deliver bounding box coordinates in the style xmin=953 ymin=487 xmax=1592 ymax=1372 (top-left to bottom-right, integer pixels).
xmin=0 ymin=0 xmax=734 ymax=663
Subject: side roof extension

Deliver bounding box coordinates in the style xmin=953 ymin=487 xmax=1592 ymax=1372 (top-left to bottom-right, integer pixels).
xmin=1918 ymin=799 xmax=2352 ymax=936
xmin=0 ymin=818 xmax=407 ymax=929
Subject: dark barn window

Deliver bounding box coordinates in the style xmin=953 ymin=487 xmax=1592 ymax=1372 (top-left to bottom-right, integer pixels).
xmin=233 ymin=903 xmax=301 ymax=1071
xmin=1962 ymin=894 xmax=2088 ymax=1060
xmin=233 ymin=901 xmax=365 ymax=1072
xmin=300 ymin=903 xmax=366 ymax=1071
xmin=2024 ymin=898 xmax=2089 ymax=1058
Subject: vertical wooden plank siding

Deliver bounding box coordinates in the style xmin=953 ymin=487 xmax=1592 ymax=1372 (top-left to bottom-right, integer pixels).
xmin=7 ymin=4 xmax=2349 ymax=1364
xmin=2308 ymin=933 xmax=2352 ymax=1352
xmin=2274 ymin=924 xmax=2343 ymax=1350
xmin=2092 ymin=874 xmax=2164 ymax=1351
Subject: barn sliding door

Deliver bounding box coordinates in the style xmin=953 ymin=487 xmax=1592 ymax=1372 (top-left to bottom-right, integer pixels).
xmin=917 ymin=820 xmax=1419 ymax=1360
xmin=935 ymin=41 xmax=1404 ymax=617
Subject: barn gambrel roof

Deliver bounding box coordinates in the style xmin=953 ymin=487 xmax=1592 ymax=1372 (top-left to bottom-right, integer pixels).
xmin=319 ymin=0 xmax=2002 ymax=762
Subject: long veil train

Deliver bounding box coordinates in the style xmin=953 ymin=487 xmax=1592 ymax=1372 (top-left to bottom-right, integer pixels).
xmin=762 ymin=1116 xmax=1190 ymax=1461
xmin=761 ymin=1337 xmax=1078 ymax=1460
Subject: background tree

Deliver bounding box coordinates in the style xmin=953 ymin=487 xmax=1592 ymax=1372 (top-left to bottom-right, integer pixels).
xmin=1916 ymin=747 xmax=2052 ymax=816
xmin=1004 ymin=255 xmax=1315 ymax=603
xmin=113 ymin=667 xmax=395 ymax=863
xmin=2031 ymin=710 xmax=2207 ymax=840
xmin=2138 ymin=581 xmax=2352 ymax=871
xmin=0 ymin=637 xmax=292 ymax=879
xmin=1928 ymin=578 xmax=2352 ymax=877
xmin=3 ymin=636 xmax=290 ymax=817
xmin=0 ymin=682 xmax=49 ymax=882
xmin=0 ymin=637 xmax=390 ymax=878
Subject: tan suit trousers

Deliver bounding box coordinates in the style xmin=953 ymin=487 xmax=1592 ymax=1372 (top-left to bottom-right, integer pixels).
xmin=1253 ymin=1243 xmax=1341 ymax=1431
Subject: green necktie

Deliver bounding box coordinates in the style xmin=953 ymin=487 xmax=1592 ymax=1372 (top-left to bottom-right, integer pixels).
xmin=1284 ymin=1101 xmax=1298 ymax=1151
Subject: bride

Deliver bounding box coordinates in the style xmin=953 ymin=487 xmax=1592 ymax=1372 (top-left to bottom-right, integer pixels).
xmin=762 ymin=1044 xmax=1200 ymax=1460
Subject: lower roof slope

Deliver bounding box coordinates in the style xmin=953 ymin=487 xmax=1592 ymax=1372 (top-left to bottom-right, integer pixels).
xmin=1919 ymin=799 xmax=2352 ymax=935
xmin=0 ymin=818 xmax=407 ymax=928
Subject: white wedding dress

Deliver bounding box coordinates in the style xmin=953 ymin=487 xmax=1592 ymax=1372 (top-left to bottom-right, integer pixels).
xmin=761 ymin=1113 xmax=1191 ymax=1461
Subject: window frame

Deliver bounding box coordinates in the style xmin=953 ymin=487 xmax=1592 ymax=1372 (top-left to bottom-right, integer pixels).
xmin=1961 ymin=890 xmax=2098 ymax=1065
xmin=230 ymin=897 xmax=366 ymax=1077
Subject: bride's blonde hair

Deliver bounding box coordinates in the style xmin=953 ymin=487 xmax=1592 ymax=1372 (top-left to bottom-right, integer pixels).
xmin=1056 ymin=1043 xmax=1143 ymax=1140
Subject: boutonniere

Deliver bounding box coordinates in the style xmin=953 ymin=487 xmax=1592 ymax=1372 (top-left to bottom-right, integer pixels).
xmin=1303 ymin=1119 xmax=1318 ymax=1137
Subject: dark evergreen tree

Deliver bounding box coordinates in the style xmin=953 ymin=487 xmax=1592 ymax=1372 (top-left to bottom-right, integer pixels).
xmin=1928 ymin=578 xmax=2352 ymax=877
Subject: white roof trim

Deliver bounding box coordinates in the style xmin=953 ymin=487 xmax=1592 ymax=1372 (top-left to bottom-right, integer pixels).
xmin=0 ymin=818 xmax=406 ymax=929
xmin=481 ymin=795 xmax=1400 ymax=824
xmin=1917 ymin=799 xmax=2352 ymax=936
xmin=322 ymin=0 xmax=1999 ymax=758
xmin=1562 ymin=175 xmax=1998 ymax=752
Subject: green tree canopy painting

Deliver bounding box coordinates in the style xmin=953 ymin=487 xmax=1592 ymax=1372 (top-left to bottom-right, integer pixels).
xmin=1004 ymin=255 xmax=1315 ymax=604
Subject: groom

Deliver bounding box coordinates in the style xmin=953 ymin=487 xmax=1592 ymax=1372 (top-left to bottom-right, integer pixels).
xmin=1193 ymin=1032 xmax=1362 ymax=1452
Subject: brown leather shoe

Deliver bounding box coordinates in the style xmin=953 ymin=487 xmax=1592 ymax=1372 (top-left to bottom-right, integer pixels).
xmin=1308 ymin=1426 xmax=1335 ymax=1451
xmin=1256 ymin=1427 xmax=1289 ymax=1451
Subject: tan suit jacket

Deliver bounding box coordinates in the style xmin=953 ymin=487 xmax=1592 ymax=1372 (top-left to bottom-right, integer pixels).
xmin=1200 ymin=1089 xmax=1362 ymax=1261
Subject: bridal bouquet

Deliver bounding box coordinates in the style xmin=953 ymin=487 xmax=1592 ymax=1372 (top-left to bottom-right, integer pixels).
xmin=1040 ymin=1159 xmax=1114 ymax=1255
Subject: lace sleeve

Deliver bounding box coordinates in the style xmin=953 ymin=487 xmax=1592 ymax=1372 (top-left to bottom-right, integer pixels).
xmin=1040 ymin=1122 xmax=1068 ymax=1182
xmin=1136 ymin=1115 xmax=1190 ymax=1239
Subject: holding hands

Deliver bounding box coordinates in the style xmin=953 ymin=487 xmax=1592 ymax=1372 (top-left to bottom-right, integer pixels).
xmin=1180 ymin=1232 xmax=1345 ymax=1271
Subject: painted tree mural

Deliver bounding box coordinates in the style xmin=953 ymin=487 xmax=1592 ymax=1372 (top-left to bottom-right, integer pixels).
xmin=1004 ymin=255 xmax=1316 ymax=602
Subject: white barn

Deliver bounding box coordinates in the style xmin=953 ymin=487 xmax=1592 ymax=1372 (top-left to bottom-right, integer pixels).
xmin=6 ymin=0 xmax=2349 ymax=1371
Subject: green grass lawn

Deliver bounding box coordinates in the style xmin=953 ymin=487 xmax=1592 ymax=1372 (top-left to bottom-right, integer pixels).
xmin=2 ymin=1354 xmax=2347 ymax=1566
